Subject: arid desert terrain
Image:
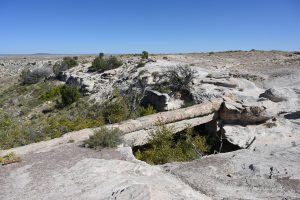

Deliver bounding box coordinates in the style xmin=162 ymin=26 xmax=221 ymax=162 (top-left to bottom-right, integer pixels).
xmin=0 ymin=50 xmax=300 ymax=199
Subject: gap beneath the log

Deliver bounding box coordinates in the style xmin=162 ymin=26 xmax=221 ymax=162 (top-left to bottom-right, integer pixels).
xmin=132 ymin=119 xmax=241 ymax=165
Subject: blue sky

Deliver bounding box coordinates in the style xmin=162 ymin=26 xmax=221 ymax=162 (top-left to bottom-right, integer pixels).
xmin=0 ymin=0 xmax=299 ymax=54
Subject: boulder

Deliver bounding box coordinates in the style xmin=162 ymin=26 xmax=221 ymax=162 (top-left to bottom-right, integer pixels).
xmin=259 ymin=88 xmax=288 ymax=102
xmin=58 ymin=73 xmax=95 ymax=95
xmin=190 ymin=85 xmax=223 ymax=103
xmin=66 ymin=75 xmax=81 ymax=87
xmin=220 ymin=100 xmax=271 ymax=124
xmin=81 ymin=79 xmax=94 ymax=95
xmin=141 ymin=90 xmax=184 ymax=111
xmin=57 ymin=71 xmax=70 ymax=82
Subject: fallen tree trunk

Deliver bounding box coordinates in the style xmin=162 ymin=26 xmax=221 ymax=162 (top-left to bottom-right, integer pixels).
xmin=0 ymin=98 xmax=223 ymax=156
xmin=122 ymin=113 xmax=218 ymax=146
xmin=105 ymin=98 xmax=223 ymax=133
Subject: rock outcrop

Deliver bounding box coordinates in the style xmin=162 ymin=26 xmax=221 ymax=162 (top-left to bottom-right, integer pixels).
xmin=259 ymin=87 xmax=289 ymax=102
xmin=219 ymin=100 xmax=271 ymax=124
xmin=141 ymin=90 xmax=184 ymax=111
xmin=201 ymin=78 xmax=238 ymax=88
xmin=167 ymin=143 xmax=300 ymax=199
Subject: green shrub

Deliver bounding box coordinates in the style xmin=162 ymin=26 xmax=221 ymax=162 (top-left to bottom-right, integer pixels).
xmin=84 ymin=127 xmax=122 ymax=149
xmin=42 ymin=114 xmax=104 ymax=139
xmin=40 ymin=85 xmax=62 ymax=101
xmin=136 ymin=61 xmax=146 ymax=68
xmin=104 ymin=90 xmax=129 ymax=123
xmin=99 ymin=52 xmax=104 ymax=59
xmin=60 ymin=85 xmax=80 ymax=106
xmin=90 ymin=55 xmax=123 ymax=72
xmin=0 ymin=96 xmax=105 ymax=149
xmin=293 ymin=51 xmax=300 ymax=55
xmin=134 ymin=125 xmax=211 ymax=165
xmin=137 ymin=105 xmax=156 ymax=116
xmin=141 ymin=51 xmax=149 ymax=59
xmin=53 ymin=57 xmax=78 ymax=75
xmin=106 ymin=56 xmax=123 ymax=69
xmin=0 ymin=114 xmax=25 ymax=149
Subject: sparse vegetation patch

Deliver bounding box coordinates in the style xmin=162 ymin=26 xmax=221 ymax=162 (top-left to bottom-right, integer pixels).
xmin=53 ymin=57 xmax=78 ymax=75
xmin=89 ymin=53 xmax=123 ymax=72
xmin=133 ymin=125 xmax=211 ymax=165
xmin=84 ymin=127 xmax=122 ymax=149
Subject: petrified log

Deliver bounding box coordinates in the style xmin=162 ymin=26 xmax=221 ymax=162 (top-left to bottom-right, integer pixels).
xmin=1 ymin=98 xmax=223 ymax=156
xmin=105 ymin=98 xmax=223 ymax=133
xmin=122 ymin=113 xmax=218 ymax=146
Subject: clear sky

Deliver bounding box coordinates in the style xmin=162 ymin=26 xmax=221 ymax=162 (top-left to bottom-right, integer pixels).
xmin=0 ymin=0 xmax=299 ymax=54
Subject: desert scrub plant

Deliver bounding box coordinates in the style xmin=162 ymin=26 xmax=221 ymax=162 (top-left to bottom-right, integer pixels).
xmin=0 ymin=96 xmax=105 ymax=149
xmin=90 ymin=54 xmax=123 ymax=72
xmin=137 ymin=105 xmax=156 ymax=116
xmin=53 ymin=57 xmax=78 ymax=75
xmin=84 ymin=127 xmax=122 ymax=149
xmin=39 ymin=85 xmax=63 ymax=101
xmin=165 ymin=66 xmax=196 ymax=93
xmin=20 ymin=67 xmax=52 ymax=84
xmin=136 ymin=61 xmax=146 ymax=68
xmin=104 ymin=90 xmax=129 ymax=123
xmin=99 ymin=52 xmax=104 ymax=59
xmin=141 ymin=51 xmax=149 ymax=59
xmin=133 ymin=125 xmax=211 ymax=165
xmin=59 ymin=84 xmax=80 ymax=107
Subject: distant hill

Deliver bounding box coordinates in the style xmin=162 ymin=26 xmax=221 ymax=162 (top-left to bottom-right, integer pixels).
xmin=33 ymin=53 xmax=51 ymax=55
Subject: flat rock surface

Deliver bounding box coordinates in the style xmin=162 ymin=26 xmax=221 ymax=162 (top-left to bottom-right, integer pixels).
xmin=167 ymin=145 xmax=300 ymax=199
xmin=0 ymin=144 xmax=210 ymax=200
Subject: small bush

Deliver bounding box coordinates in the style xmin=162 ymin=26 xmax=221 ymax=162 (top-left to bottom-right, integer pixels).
xmin=137 ymin=105 xmax=156 ymax=116
xmin=84 ymin=127 xmax=122 ymax=149
xmin=104 ymin=91 xmax=129 ymax=123
xmin=90 ymin=54 xmax=123 ymax=72
xmin=0 ymin=97 xmax=105 ymax=149
xmin=136 ymin=61 xmax=146 ymax=68
xmin=21 ymin=68 xmax=52 ymax=84
xmin=53 ymin=57 xmax=78 ymax=75
xmin=99 ymin=52 xmax=104 ymax=59
xmin=40 ymin=85 xmax=63 ymax=101
xmin=134 ymin=125 xmax=211 ymax=165
xmin=293 ymin=51 xmax=300 ymax=55
xmin=141 ymin=51 xmax=149 ymax=59
xmin=165 ymin=66 xmax=196 ymax=93
xmin=60 ymin=85 xmax=80 ymax=106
